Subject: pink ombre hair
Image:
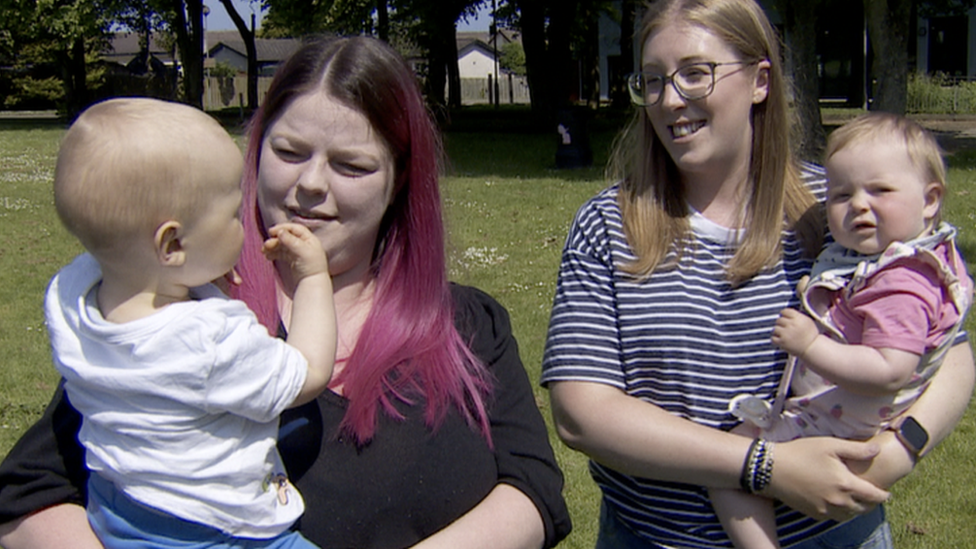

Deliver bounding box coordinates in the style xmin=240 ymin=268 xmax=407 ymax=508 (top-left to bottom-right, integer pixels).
xmin=232 ymin=36 xmax=492 ymax=446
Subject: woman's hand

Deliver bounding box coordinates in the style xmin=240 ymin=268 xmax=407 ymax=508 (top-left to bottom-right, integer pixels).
xmin=765 ymin=437 xmax=890 ymax=521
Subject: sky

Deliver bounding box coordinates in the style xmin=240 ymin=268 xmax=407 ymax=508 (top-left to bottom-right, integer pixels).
xmin=204 ymin=1 xmax=265 ymax=31
xmin=204 ymin=0 xmax=491 ymax=32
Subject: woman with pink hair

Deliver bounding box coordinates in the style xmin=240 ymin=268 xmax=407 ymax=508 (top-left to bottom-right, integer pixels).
xmin=0 ymin=36 xmax=571 ymax=549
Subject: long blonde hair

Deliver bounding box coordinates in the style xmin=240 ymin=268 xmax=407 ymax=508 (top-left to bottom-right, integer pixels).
xmin=611 ymin=0 xmax=821 ymax=284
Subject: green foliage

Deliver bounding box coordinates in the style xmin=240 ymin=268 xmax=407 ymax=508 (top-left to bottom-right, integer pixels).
xmin=499 ymin=41 xmax=526 ymax=76
xmin=908 ymin=73 xmax=976 ymax=114
xmin=4 ymin=76 xmax=63 ymax=108
xmin=0 ymin=0 xmax=116 ymax=114
xmin=210 ymin=61 xmax=239 ymax=78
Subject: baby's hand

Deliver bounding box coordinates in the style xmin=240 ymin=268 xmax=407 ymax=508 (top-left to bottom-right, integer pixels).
xmin=263 ymin=223 xmax=329 ymax=281
xmin=795 ymin=275 xmax=810 ymax=297
xmin=771 ymin=307 xmax=819 ymax=358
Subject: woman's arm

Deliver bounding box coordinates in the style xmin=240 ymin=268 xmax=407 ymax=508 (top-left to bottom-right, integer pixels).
xmin=854 ymin=341 xmax=975 ymax=488
xmin=0 ymin=504 xmax=101 ymax=549
xmin=411 ymin=484 xmax=544 ymax=549
xmin=551 ymin=380 xmax=890 ymax=521
xmin=0 ymin=382 xmax=92 ymax=548
xmin=442 ymin=285 xmax=572 ymax=548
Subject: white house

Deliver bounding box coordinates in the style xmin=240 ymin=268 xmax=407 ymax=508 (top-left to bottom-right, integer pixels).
xmin=457 ymin=39 xmax=498 ymax=79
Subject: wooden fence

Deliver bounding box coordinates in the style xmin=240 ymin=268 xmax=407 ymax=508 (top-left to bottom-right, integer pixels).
xmin=202 ymin=74 xmax=530 ymax=111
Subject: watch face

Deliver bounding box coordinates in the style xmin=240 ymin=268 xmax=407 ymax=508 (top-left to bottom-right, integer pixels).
xmin=900 ymin=417 xmax=929 ymax=453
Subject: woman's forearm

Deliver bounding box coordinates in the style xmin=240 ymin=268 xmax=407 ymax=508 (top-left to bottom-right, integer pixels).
xmin=410 ymin=484 xmax=545 ymax=549
xmin=550 ymin=380 xmax=890 ymax=521
xmin=0 ymin=504 xmax=102 ymax=549
xmin=858 ymin=341 xmax=975 ymax=488
xmin=551 ymin=380 xmax=751 ymax=487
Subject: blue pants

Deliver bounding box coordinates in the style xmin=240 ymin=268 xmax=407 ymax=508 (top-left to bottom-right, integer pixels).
xmin=595 ymin=499 xmax=892 ymax=549
xmin=87 ymin=475 xmax=319 ymax=549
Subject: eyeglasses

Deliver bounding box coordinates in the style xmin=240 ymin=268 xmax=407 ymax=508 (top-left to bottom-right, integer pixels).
xmin=626 ymin=61 xmax=757 ymax=107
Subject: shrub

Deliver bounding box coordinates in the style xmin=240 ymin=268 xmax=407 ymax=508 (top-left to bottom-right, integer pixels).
xmin=908 ymin=73 xmax=976 ymax=114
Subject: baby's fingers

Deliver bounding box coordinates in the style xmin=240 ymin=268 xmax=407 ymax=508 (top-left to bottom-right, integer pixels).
xmin=267 ymin=223 xmax=315 ymax=242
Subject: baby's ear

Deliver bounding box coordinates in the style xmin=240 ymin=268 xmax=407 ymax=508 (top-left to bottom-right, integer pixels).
xmin=154 ymin=221 xmax=186 ymax=267
xmin=922 ymin=182 xmax=943 ymax=222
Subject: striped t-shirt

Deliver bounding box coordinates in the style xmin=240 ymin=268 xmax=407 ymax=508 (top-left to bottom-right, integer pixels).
xmin=541 ymin=167 xmax=837 ymax=547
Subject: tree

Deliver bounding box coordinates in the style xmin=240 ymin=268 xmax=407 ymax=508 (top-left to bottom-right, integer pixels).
xmin=509 ymin=0 xmax=580 ymax=119
xmin=865 ymin=0 xmax=911 ymax=113
xmin=776 ymin=0 xmax=826 ymax=160
xmin=612 ymin=0 xmax=637 ymax=109
xmin=218 ymin=0 xmax=260 ymax=110
xmin=0 ymin=0 xmax=114 ymax=117
xmin=167 ymin=0 xmax=206 ymax=108
xmin=118 ymin=0 xmax=208 ymax=107
xmin=499 ymin=41 xmax=525 ymax=76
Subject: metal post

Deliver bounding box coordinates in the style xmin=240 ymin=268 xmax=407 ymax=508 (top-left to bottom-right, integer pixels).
xmin=492 ymin=0 xmax=499 ymax=108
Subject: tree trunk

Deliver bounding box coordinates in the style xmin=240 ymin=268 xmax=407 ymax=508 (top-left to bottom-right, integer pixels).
xmin=581 ymin=8 xmax=600 ymax=109
xmin=377 ymin=0 xmax=389 ymax=42
xmin=781 ymin=0 xmax=825 ymax=161
xmin=443 ymin=12 xmax=461 ymax=110
xmin=171 ymin=0 xmax=205 ymax=108
xmin=546 ymin=0 xmax=579 ymax=107
xmin=514 ymin=0 xmax=550 ymax=119
xmin=612 ymin=0 xmax=636 ymax=109
xmin=864 ymin=0 xmax=910 ymax=113
xmin=59 ymin=36 xmax=89 ymax=119
xmin=219 ymin=0 xmax=259 ymax=110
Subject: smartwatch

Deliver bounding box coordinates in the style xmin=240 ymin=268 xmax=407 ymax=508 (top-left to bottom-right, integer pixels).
xmin=892 ymin=416 xmax=929 ymax=458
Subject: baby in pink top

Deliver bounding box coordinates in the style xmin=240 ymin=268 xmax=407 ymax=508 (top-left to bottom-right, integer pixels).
xmin=711 ymin=112 xmax=973 ymax=549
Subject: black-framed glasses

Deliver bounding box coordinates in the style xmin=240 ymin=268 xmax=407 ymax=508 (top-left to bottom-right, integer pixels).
xmin=626 ymin=60 xmax=757 ymax=107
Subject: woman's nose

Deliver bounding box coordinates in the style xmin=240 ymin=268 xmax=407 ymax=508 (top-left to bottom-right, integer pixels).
xmin=659 ymin=80 xmax=687 ymax=109
xmin=296 ymin=159 xmax=330 ymax=196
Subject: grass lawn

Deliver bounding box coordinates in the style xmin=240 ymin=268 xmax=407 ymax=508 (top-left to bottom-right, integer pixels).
xmin=2 ymin=108 xmax=976 ymax=548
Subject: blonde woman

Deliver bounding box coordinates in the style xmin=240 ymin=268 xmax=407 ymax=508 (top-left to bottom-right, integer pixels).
xmin=541 ymin=0 xmax=974 ymax=547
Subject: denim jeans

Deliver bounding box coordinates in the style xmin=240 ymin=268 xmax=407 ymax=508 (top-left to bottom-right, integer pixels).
xmin=787 ymin=506 xmax=892 ymax=549
xmin=594 ymin=500 xmax=892 ymax=549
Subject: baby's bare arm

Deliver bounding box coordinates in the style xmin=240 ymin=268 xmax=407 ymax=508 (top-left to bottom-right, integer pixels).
xmin=771 ymin=308 xmax=918 ymax=396
xmin=264 ymin=223 xmax=337 ymax=406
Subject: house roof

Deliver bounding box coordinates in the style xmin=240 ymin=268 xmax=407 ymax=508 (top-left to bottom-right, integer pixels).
xmin=104 ymin=30 xmax=300 ymax=66
xmin=458 ymin=40 xmax=495 ymax=59
xmin=104 ymin=31 xmax=176 ymax=66
xmin=205 ymin=31 xmax=301 ymax=63
xmin=456 ymin=27 xmax=520 ymax=53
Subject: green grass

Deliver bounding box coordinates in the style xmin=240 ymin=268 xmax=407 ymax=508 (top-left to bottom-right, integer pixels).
xmin=0 ymin=118 xmax=82 ymax=451
xmin=2 ymin=109 xmax=976 ymax=548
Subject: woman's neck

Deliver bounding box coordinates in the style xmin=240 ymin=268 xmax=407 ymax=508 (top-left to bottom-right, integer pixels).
xmin=277 ymin=265 xmax=376 ymax=383
xmin=682 ymin=159 xmax=751 ymax=229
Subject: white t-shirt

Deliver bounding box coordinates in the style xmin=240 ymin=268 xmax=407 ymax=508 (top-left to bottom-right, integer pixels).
xmin=45 ymin=253 xmax=308 ymax=538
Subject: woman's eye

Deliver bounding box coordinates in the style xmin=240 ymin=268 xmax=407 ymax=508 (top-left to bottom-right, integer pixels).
xmin=274 ymin=147 xmax=304 ymax=161
xmin=334 ymin=161 xmax=374 ymax=176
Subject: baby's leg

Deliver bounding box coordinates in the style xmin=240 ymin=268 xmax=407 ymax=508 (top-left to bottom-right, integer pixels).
xmin=708 ymin=423 xmax=781 ymax=549
xmin=709 ymin=485 xmax=780 ymax=549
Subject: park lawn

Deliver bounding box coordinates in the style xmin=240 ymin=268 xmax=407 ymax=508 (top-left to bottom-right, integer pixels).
xmin=1 ymin=112 xmax=976 ymax=549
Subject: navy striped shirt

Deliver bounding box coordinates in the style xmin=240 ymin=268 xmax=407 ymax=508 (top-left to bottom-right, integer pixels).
xmin=541 ymin=166 xmax=836 ymax=547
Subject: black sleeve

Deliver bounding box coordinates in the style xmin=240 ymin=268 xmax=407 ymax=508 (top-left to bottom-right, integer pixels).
xmin=452 ymin=284 xmax=572 ymax=548
xmin=0 ymin=381 xmax=89 ymax=524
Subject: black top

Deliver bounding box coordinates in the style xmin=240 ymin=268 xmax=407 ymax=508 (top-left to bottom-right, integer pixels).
xmin=0 ymin=284 xmax=571 ymax=548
